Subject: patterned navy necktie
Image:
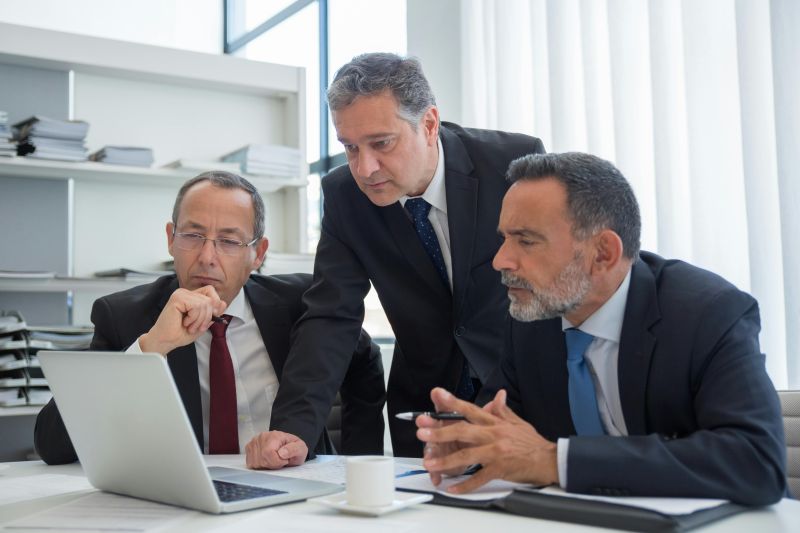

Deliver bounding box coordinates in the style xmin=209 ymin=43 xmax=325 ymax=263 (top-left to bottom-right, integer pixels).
xmin=404 ymin=198 xmax=474 ymax=400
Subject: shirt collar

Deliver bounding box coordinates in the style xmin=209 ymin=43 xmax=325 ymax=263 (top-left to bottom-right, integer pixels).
xmin=400 ymin=136 xmax=447 ymax=214
xmin=562 ymin=268 xmax=632 ymax=343
xmin=224 ymin=286 xmax=247 ymax=322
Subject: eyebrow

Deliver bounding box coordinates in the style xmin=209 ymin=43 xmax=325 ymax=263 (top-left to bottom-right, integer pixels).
xmin=337 ymin=133 xmax=395 ymax=144
xmin=498 ymin=227 xmax=547 ymax=241
xmin=180 ymin=222 xmax=246 ymax=237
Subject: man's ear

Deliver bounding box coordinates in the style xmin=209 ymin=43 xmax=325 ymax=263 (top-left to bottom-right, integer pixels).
xmin=166 ymin=222 xmax=175 ymax=258
xmin=422 ymin=105 xmax=440 ymax=146
xmin=591 ymin=230 xmax=624 ymax=274
xmin=252 ymin=237 xmax=269 ymax=270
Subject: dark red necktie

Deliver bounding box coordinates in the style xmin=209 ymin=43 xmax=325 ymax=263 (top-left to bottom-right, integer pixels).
xmin=208 ymin=315 xmax=239 ymax=454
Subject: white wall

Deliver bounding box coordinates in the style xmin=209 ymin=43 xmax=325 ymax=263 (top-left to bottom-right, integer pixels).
xmin=406 ymin=0 xmax=463 ymax=125
xmin=0 ymin=0 xmax=221 ymax=54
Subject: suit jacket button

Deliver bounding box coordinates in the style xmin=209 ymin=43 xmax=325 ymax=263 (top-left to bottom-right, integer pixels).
xmin=454 ymin=326 xmax=465 ymax=337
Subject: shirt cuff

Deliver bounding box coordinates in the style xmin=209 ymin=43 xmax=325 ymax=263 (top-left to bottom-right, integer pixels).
xmin=557 ymin=438 xmax=569 ymax=489
xmin=126 ymin=336 xmax=145 ymax=354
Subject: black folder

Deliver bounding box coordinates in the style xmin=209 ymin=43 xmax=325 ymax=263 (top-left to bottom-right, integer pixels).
xmin=402 ymin=486 xmax=747 ymax=532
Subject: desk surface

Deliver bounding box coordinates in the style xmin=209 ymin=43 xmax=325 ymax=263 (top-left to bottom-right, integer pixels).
xmin=1 ymin=458 xmax=798 ymax=532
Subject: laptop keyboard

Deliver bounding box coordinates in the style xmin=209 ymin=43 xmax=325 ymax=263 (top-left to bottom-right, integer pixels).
xmin=213 ymin=479 xmax=287 ymax=502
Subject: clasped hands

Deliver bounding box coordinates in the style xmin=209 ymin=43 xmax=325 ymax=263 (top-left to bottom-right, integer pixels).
xmin=416 ymin=387 xmax=559 ymax=494
xmin=138 ymin=285 xmax=308 ymax=469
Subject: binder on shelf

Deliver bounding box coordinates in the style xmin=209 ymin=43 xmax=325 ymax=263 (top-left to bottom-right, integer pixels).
xmin=0 ymin=270 xmax=56 ymax=280
xmin=221 ymin=143 xmax=303 ymax=177
xmin=13 ymin=115 xmax=89 ymax=162
xmin=162 ymin=159 xmax=241 ymax=174
xmin=94 ymin=267 xmax=173 ymax=280
xmin=0 ymin=311 xmax=93 ymax=408
xmin=89 ymin=146 xmax=154 ymax=167
xmin=0 ymin=109 xmax=14 ymax=157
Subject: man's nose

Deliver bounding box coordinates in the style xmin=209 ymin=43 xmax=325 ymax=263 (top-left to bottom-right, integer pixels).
xmin=197 ymin=237 xmax=219 ymax=263
xmin=492 ymin=240 xmax=514 ymax=272
xmin=356 ymin=149 xmax=380 ymax=179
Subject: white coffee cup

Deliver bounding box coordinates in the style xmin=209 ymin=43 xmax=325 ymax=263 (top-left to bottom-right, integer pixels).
xmin=345 ymin=455 xmax=395 ymax=507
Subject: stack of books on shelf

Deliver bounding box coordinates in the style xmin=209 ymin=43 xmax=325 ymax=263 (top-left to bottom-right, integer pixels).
xmin=90 ymin=146 xmax=154 ymax=167
xmin=0 ymin=313 xmax=93 ymax=408
xmin=222 ymin=144 xmax=303 ymax=177
xmin=14 ymin=115 xmax=90 ymax=162
xmin=0 ymin=110 xmax=14 ymax=157
xmin=163 ymin=159 xmax=241 ymax=174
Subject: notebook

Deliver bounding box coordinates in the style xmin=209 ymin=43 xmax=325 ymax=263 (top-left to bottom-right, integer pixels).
xmin=38 ymin=350 xmax=340 ymax=514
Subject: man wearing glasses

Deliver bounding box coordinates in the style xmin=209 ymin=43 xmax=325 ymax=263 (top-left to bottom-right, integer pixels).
xmin=34 ymin=171 xmax=385 ymax=467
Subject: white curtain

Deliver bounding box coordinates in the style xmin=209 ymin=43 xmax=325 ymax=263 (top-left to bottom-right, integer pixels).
xmin=460 ymin=0 xmax=799 ymax=388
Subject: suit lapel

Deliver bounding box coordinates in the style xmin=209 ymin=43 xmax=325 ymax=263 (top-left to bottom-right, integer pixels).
xmin=441 ymin=127 xmax=478 ymax=317
xmin=617 ymin=260 xmax=660 ymax=435
xmin=158 ymin=279 xmax=203 ymax=448
xmin=243 ymin=279 xmax=292 ymax=379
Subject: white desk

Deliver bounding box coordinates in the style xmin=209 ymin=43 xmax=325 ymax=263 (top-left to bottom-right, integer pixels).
xmin=1 ymin=459 xmax=798 ymax=532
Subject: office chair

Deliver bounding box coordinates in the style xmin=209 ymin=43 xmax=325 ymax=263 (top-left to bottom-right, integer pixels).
xmin=778 ymin=390 xmax=800 ymax=497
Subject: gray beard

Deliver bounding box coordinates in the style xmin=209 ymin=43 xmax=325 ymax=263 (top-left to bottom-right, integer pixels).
xmin=502 ymin=254 xmax=590 ymax=322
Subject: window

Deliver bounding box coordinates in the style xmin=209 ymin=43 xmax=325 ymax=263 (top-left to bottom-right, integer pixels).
xmin=225 ymin=0 xmax=405 ymax=251
xmin=224 ymin=0 xmax=405 ymax=340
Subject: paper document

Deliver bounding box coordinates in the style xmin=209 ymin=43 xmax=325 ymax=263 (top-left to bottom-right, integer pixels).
xmin=204 ymin=455 xmax=422 ymax=485
xmin=538 ymin=486 xmax=729 ymax=515
xmin=395 ymin=472 xmax=529 ymax=501
xmin=2 ymin=491 xmax=194 ymax=532
xmin=0 ymin=474 xmax=93 ymax=506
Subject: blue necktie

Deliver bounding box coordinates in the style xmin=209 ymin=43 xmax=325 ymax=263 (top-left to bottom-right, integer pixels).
xmin=405 ymin=198 xmax=474 ymax=400
xmin=564 ymin=328 xmax=604 ymax=436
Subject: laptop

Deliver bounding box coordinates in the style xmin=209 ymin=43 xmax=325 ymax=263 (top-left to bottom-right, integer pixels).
xmin=38 ymin=350 xmax=341 ymax=514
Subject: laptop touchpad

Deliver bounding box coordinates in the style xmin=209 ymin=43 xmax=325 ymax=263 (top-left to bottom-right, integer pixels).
xmin=208 ymin=466 xmax=299 ymax=488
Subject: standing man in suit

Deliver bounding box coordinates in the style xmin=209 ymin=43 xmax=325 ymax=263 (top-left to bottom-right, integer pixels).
xmin=416 ymin=152 xmax=786 ymax=505
xmin=34 ymin=171 xmax=385 ymax=466
xmin=269 ymin=53 xmax=546 ymax=457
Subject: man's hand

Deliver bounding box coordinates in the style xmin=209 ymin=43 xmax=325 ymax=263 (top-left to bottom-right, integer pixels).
xmin=416 ymin=387 xmax=559 ymax=494
xmin=139 ymin=286 xmax=227 ymax=356
xmin=245 ymin=431 xmax=308 ymax=470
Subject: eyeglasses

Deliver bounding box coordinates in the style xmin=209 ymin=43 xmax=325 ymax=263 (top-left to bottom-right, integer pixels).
xmin=172 ymin=232 xmax=258 ymax=256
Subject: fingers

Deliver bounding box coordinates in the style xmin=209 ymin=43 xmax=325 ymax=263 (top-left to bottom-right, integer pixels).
xmin=430 ymin=388 xmax=497 ymax=426
xmin=447 ymin=466 xmax=495 ymax=494
xmin=424 ymin=443 xmax=491 ymax=475
xmin=417 ymin=422 xmax=493 ymax=447
xmin=195 ymin=285 xmax=228 ymax=317
xmin=277 ymin=439 xmax=308 ymax=467
xmin=245 ymin=432 xmax=307 ymax=470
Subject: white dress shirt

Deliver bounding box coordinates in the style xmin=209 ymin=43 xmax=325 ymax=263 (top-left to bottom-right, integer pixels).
xmin=128 ymin=288 xmax=279 ymax=453
xmin=556 ymin=269 xmax=632 ymax=488
xmin=400 ymin=137 xmax=452 ymax=289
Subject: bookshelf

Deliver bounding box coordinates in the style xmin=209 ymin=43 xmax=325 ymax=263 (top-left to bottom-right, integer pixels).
xmin=0 ymin=21 xmax=310 ymax=325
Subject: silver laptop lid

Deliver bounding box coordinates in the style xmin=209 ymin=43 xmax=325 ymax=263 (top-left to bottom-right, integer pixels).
xmin=39 ymin=351 xmax=223 ymax=512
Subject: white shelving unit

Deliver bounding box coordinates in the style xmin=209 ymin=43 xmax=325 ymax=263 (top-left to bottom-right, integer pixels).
xmin=0 ymin=156 xmax=307 ymax=194
xmin=0 ymin=21 xmax=310 ymax=327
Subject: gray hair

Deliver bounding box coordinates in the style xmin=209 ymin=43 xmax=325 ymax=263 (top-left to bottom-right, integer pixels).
xmin=327 ymin=52 xmax=436 ymax=129
xmin=506 ymin=153 xmax=641 ymax=259
xmin=172 ymin=171 xmax=265 ymax=240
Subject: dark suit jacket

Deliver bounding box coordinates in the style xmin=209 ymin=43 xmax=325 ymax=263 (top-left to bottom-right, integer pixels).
xmin=270 ymin=122 xmax=546 ymax=457
xmin=34 ymin=273 xmax=385 ymax=465
xmin=480 ymin=251 xmax=786 ymax=506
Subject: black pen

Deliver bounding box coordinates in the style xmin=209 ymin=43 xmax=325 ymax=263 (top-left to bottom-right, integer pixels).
xmin=395 ymin=411 xmax=467 ymax=421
